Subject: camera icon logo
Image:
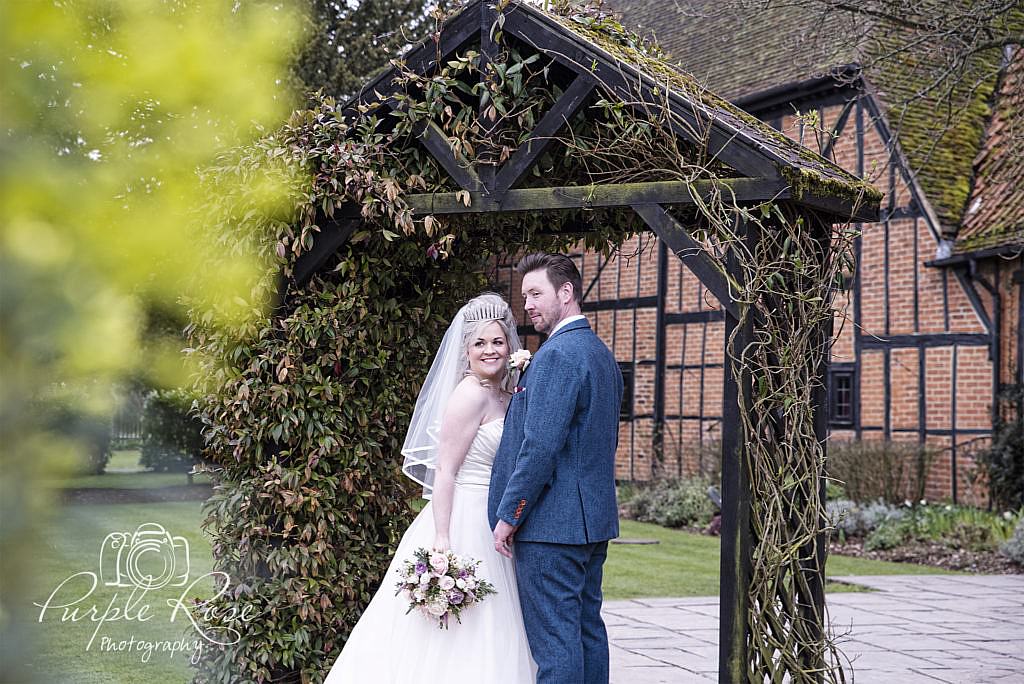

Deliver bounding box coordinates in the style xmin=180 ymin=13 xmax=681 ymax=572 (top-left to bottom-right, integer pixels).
xmin=99 ymin=522 xmax=191 ymax=590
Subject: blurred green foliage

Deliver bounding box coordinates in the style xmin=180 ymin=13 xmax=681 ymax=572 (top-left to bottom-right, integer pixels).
xmin=0 ymin=1 xmax=301 ymax=680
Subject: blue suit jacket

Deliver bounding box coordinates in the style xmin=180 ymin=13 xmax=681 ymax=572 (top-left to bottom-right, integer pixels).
xmin=488 ymin=318 xmax=623 ymax=544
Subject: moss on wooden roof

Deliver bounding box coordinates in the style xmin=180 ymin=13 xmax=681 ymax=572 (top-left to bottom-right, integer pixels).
xmin=606 ymin=0 xmax=1022 ymax=244
xmin=351 ymin=0 xmax=880 ymax=208
xmin=865 ymin=26 xmax=1002 ymax=238
xmin=955 ymin=46 xmax=1024 ymax=254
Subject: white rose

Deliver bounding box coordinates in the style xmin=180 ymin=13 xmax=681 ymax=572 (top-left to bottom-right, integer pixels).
xmin=438 ymin=576 xmax=456 ymax=591
xmin=427 ymin=600 xmax=448 ymax=616
xmin=419 ymin=573 xmax=431 ymax=586
xmin=455 ymin=578 xmax=468 ymax=590
xmin=413 ymin=589 xmax=425 ymax=602
xmin=509 ymin=349 xmax=532 ymax=371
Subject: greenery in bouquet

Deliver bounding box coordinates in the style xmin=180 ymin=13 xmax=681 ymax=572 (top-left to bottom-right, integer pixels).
xmin=395 ymin=548 xmax=496 ymax=629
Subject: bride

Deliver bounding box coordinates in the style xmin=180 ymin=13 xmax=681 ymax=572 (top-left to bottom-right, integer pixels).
xmin=324 ymin=293 xmax=537 ymax=682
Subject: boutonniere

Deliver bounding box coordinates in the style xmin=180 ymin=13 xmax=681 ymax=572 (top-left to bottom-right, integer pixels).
xmin=513 ymin=386 xmax=526 ymax=395
xmin=508 ymin=349 xmax=532 ymax=373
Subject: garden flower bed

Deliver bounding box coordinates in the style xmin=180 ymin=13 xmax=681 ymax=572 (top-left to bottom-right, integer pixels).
xmin=620 ymin=479 xmax=1024 ymax=574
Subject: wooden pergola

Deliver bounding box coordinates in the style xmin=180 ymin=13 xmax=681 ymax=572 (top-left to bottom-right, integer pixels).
xmin=291 ymin=2 xmax=881 ymax=681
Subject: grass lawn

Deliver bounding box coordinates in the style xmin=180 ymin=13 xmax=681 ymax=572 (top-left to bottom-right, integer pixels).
xmin=603 ymin=520 xmax=957 ymax=600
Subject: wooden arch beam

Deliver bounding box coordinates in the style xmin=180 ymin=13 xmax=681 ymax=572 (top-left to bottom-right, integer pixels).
xmin=417 ymin=120 xmax=483 ymax=192
xmin=491 ymin=73 xmax=596 ymax=193
xmin=632 ymin=203 xmax=742 ymax=320
xmin=342 ymin=2 xmax=481 ymax=119
xmin=405 ymin=177 xmax=788 ymax=215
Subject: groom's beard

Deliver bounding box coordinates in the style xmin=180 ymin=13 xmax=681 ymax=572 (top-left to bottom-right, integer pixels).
xmin=530 ymin=309 xmax=562 ymax=334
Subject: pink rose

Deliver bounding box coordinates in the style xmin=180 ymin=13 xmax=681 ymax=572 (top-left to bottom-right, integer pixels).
xmin=429 ymin=552 xmax=449 ymax=574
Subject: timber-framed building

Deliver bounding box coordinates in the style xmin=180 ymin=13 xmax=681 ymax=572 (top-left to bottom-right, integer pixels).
xmin=491 ymin=1 xmax=1023 ymax=503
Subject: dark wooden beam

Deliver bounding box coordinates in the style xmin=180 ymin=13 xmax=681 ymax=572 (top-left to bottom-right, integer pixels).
xmin=405 ymin=177 xmax=789 ymax=215
xmin=794 ymin=187 xmax=879 ymax=223
xmin=290 ymin=215 xmax=362 ymax=290
xmin=719 ymin=231 xmax=755 ymax=684
xmin=652 ymin=239 xmax=669 ymax=475
xmin=581 ymin=295 xmax=658 ymax=312
xmin=800 ymin=220 xmax=832 ymax=677
xmin=820 ymin=100 xmax=854 ymax=162
xmin=492 ymin=74 xmax=595 ymax=193
xmin=859 ymin=332 xmax=990 ymax=348
xmin=478 ymin=3 xmax=499 ymax=191
xmin=417 ymin=120 xmax=483 ymax=192
xmin=665 ymin=309 xmax=725 ymax=325
xmin=631 ymin=203 xmax=742 ymax=320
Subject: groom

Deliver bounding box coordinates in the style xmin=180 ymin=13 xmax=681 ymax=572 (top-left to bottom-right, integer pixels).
xmin=489 ymin=252 xmax=623 ymax=684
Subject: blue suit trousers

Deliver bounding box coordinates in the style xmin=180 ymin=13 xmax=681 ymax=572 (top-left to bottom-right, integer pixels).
xmin=514 ymin=540 xmax=610 ymax=684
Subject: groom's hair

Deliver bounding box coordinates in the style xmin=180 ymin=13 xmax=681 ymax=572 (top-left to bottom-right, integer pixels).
xmin=516 ymin=253 xmax=582 ymax=304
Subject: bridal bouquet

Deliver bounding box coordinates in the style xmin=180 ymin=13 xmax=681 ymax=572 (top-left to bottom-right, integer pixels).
xmin=395 ymin=548 xmax=496 ymax=629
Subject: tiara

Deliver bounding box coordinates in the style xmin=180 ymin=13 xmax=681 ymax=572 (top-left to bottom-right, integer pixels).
xmin=463 ymin=300 xmax=509 ymax=323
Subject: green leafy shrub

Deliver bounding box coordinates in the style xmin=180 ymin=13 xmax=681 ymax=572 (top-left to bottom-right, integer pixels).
xmin=140 ymin=389 xmax=204 ymax=473
xmin=976 ymin=383 xmax=1023 ymax=510
xmin=827 ymin=499 xmax=904 ymax=538
xmin=39 ymin=389 xmax=112 ymax=475
xmin=827 ymin=440 xmax=938 ymax=504
xmin=1001 ymin=517 xmax=1024 ymax=564
xmin=864 ymin=522 xmax=907 ymax=551
xmin=860 ymin=503 xmax=1019 ymax=552
xmin=620 ymin=477 xmax=716 ymax=528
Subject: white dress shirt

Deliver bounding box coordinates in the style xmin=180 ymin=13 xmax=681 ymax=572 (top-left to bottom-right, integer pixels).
xmin=549 ymin=314 xmax=586 ymax=336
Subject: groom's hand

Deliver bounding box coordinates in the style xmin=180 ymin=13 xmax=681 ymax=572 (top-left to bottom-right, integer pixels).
xmin=493 ymin=520 xmax=516 ymax=559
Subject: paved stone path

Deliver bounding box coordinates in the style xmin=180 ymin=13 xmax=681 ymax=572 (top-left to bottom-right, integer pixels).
xmin=605 ymin=574 xmax=1024 ymax=683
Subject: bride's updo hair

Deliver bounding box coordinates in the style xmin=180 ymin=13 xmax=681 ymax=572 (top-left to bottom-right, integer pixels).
xmin=459 ymin=292 xmax=521 ymax=393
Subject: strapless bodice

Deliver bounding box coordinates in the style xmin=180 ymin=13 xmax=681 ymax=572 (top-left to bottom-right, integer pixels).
xmin=454 ymin=418 xmax=504 ymax=488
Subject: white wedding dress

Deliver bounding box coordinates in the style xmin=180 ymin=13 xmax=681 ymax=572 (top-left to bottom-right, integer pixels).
xmin=324 ymin=417 xmax=536 ymax=683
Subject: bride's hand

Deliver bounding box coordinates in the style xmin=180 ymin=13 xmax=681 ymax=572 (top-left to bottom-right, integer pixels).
xmin=433 ymin=534 xmax=450 ymax=552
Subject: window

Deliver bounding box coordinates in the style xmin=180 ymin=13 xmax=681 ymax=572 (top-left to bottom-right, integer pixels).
xmin=619 ymin=361 xmax=635 ymax=420
xmin=828 ymin=367 xmax=855 ymax=427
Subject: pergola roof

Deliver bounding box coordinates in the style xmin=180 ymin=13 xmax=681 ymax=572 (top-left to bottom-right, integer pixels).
xmin=296 ymin=1 xmax=882 ymax=292
xmin=345 ymin=0 xmax=881 ymax=214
